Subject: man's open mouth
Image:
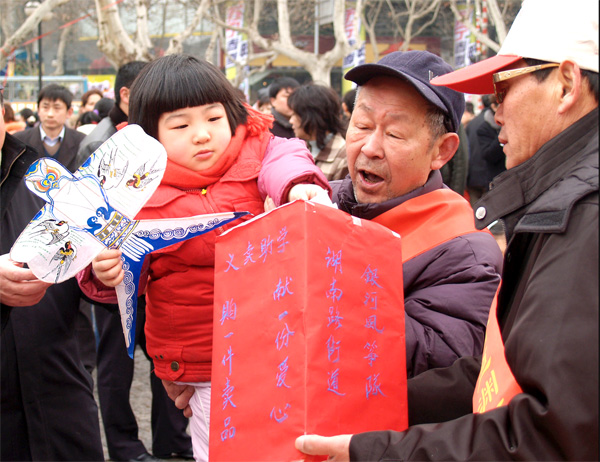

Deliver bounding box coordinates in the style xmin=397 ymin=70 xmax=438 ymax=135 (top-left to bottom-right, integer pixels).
xmin=359 ymin=170 xmax=384 ymax=184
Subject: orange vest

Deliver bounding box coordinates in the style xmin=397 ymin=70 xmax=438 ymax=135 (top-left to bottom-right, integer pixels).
xmin=473 ymin=290 xmax=523 ymax=413
xmin=372 ymin=188 xmax=481 ymax=263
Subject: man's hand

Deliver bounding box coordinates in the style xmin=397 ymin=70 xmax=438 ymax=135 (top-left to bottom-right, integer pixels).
xmin=295 ymin=434 xmax=352 ymax=461
xmin=162 ymin=380 xmax=194 ymax=418
xmin=287 ymin=185 xmax=334 ymax=207
xmin=0 ymin=253 xmax=52 ymax=306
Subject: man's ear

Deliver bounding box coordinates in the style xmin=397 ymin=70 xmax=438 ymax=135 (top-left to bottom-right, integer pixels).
xmin=556 ymin=60 xmax=581 ymax=114
xmin=430 ymin=132 xmax=460 ymax=171
xmin=119 ymin=87 xmax=130 ymax=106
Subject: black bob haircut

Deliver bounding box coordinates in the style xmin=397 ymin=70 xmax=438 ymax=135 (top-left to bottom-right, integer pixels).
xmin=128 ymin=54 xmax=248 ymax=139
xmin=287 ymin=82 xmax=345 ymax=150
xmin=37 ymin=83 xmax=74 ymax=109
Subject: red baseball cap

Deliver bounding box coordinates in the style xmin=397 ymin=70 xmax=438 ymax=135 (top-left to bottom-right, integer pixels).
xmin=430 ymin=54 xmax=521 ymax=95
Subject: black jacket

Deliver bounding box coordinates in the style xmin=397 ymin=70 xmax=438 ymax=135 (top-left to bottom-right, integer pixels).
xmin=13 ymin=124 xmax=85 ymax=172
xmin=350 ymin=109 xmax=599 ymax=460
xmin=1 ymin=133 xmax=104 ymax=460
xmin=466 ymin=108 xmax=505 ymax=189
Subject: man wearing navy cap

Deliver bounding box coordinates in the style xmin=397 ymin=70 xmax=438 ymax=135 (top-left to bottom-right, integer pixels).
xmin=328 ymin=50 xmax=503 ymax=379
xmin=296 ymin=0 xmax=598 ymax=459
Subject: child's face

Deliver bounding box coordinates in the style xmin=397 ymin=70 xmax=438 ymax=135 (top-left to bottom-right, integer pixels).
xmin=157 ymin=103 xmax=232 ymax=172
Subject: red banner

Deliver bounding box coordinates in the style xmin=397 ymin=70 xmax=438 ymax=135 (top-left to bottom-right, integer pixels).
xmin=210 ymin=200 xmax=408 ymax=460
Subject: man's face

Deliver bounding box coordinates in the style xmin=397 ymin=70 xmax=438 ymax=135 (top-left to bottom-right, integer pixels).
xmin=346 ymin=76 xmax=439 ymax=204
xmin=37 ymin=98 xmax=72 ymax=133
xmin=270 ymin=87 xmax=294 ymax=118
xmin=494 ymin=60 xmax=558 ymax=169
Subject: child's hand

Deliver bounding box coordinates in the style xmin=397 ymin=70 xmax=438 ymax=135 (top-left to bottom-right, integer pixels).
xmin=92 ymin=249 xmax=124 ymax=287
xmin=287 ymin=184 xmax=334 ymax=207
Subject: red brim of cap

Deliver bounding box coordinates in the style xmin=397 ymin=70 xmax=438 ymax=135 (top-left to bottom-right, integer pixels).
xmin=430 ymin=54 xmax=521 ymax=95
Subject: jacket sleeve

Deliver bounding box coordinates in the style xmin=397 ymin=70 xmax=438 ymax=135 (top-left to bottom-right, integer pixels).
xmin=349 ymin=198 xmax=599 ymax=461
xmin=257 ymin=136 xmax=331 ymax=206
xmin=403 ymin=232 xmax=502 ymax=378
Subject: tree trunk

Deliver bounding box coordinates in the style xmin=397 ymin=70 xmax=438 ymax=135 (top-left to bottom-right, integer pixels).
xmin=95 ymin=0 xmax=152 ymax=68
xmin=0 ymin=0 xmax=72 ymax=70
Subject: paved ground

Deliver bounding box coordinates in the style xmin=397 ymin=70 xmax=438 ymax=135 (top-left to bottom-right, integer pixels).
xmin=93 ymin=345 xmax=190 ymax=462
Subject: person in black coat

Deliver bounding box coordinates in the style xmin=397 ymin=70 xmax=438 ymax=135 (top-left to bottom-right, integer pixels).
xmin=465 ymin=94 xmax=506 ymax=205
xmin=0 ymin=86 xmax=104 ymax=461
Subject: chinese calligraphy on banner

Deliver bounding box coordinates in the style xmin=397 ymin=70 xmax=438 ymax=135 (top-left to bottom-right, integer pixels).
xmin=210 ymin=200 xmax=408 ymax=460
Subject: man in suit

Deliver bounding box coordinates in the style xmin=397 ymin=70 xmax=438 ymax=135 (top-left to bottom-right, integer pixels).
xmin=13 ymin=84 xmax=85 ymax=172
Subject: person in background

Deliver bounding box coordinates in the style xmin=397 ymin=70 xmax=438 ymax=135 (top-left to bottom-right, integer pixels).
xmin=76 ymin=98 xmax=115 ymax=135
xmin=78 ymin=61 xmax=195 ymax=462
xmin=253 ymin=87 xmax=272 ymax=115
xmin=465 ymin=94 xmax=505 ymax=206
xmin=76 ymin=110 xmax=101 ymax=135
xmin=440 ymin=122 xmax=469 ymax=196
xmin=71 ymin=88 xmax=103 ymax=128
xmin=13 ymin=83 xmax=85 ymax=171
xmin=268 ymin=76 xmax=300 ymax=138
xmin=18 ymin=107 xmax=38 ymax=129
xmin=93 ymin=97 xmax=115 ymax=120
xmin=295 ymin=0 xmax=598 ymax=459
xmin=288 ymin=82 xmax=349 ymax=180
xmin=80 ymin=88 xmax=104 ymax=114
xmin=0 ymin=84 xmax=104 ymax=461
xmin=461 ymin=101 xmax=475 ymax=127
xmin=341 ymin=88 xmax=357 ymax=120
xmin=3 ymin=102 xmax=26 ymax=134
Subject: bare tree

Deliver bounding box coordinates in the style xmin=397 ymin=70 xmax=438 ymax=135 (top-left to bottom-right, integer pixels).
xmin=165 ymin=0 xmax=211 ymax=55
xmin=0 ymin=0 xmax=72 ymax=70
xmin=387 ymin=0 xmax=443 ymax=51
xmin=448 ymin=0 xmax=521 ymax=53
xmin=94 ymin=0 xmax=153 ymax=67
xmin=208 ymin=0 xmax=365 ymax=86
xmin=361 ymin=0 xmax=386 ymax=63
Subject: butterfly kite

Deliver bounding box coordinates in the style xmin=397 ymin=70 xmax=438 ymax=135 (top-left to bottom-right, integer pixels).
xmin=10 ymin=124 xmax=247 ymax=358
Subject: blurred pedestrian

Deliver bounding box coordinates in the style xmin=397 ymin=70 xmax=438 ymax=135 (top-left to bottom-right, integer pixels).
xmin=13 ymin=83 xmax=85 ymax=171
xmin=3 ymin=102 xmax=26 ymax=134
xmin=465 ymin=94 xmax=505 ymax=205
xmin=18 ymin=107 xmax=38 ymax=129
xmin=461 ymin=101 xmax=475 ymax=127
xmin=288 ymin=82 xmax=349 ymax=180
xmin=71 ymin=88 xmax=103 ymax=128
xmin=269 ymin=76 xmax=300 ymax=138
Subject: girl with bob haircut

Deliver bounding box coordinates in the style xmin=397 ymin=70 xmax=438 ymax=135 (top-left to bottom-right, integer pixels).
xmin=83 ymin=54 xmax=331 ymax=461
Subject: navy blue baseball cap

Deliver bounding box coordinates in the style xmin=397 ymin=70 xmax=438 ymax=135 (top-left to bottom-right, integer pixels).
xmin=345 ymin=50 xmax=465 ymax=133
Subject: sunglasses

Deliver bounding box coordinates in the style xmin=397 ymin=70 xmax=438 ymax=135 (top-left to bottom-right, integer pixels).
xmin=492 ymin=63 xmax=559 ymax=103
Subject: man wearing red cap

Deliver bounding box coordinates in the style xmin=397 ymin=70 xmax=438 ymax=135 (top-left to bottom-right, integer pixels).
xmin=296 ymin=0 xmax=598 ymax=459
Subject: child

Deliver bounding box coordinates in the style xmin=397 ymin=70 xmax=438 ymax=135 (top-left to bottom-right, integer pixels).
xmin=79 ymin=54 xmax=331 ymax=461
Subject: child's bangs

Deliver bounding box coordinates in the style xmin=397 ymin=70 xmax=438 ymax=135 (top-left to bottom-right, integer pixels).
xmin=160 ymin=64 xmax=232 ymax=113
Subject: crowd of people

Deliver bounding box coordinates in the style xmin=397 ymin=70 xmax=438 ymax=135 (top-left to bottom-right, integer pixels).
xmin=0 ymin=0 xmax=597 ymax=460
